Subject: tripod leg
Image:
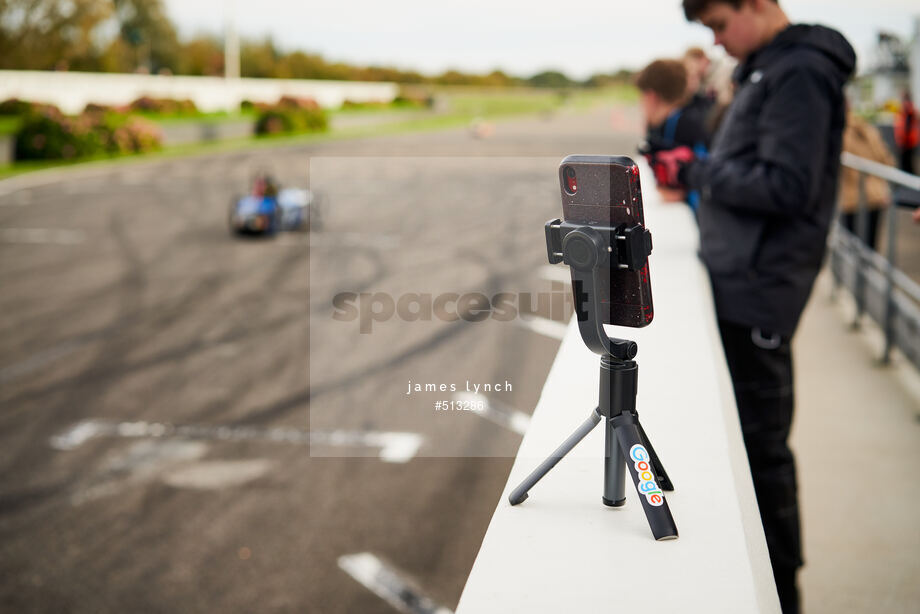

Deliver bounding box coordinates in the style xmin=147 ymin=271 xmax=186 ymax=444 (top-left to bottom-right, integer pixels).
xmin=603 ymin=418 xmax=627 ymax=507
xmin=636 ymin=420 xmax=674 ymax=492
xmin=509 ymin=409 xmax=602 ymax=505
xmin=611 ymin=411 xmax=678 ymax=540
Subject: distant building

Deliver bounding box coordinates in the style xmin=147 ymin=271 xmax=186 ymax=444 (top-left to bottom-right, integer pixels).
xmin=864 ymin=30 xmax=911 ymax=108
xmin=848 ymin=19 xmax=920 ymax=155
xmin=911 ymin=16 xmax=920 ymax=105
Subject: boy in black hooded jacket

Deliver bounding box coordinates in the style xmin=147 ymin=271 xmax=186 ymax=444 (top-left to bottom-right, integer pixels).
xmin=675 ymin=1 xmax=856 ymax=612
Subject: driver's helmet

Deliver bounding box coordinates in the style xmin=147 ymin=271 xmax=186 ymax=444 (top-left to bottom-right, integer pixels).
xmin=252 ymin=173 xmax=279 ymax=198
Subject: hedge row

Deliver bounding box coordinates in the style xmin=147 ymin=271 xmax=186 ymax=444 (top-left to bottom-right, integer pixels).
xmin=3 ymin=94 xmax=329 ymax=160
xmin=0 ymin=98 xmax=61 ymax=117
xmin=1 ymin=97 xmax=198 ymax=118
xmin=128 ymin=96 xmax=197 ymax=114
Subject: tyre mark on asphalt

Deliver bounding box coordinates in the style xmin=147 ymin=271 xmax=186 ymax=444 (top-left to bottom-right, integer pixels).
xmin=1 ymin=206 xmax=308 ymax=479
xmin=1 ymin=337 xmax=94 ymax=386
xmin=2 ymin=216 xmax=296 ymax=343
xmin=0 ymin=228 xmax=86 ymax=245
xmin=244 ymin=263 xmax=527 ymax=425
xmin=0 ymin=482 xmax=69 ymax=517
xmin=0 ymin=209 xmax=156 ymax=475
xmin=245 ymin=317 xmax=471 ymax=424
xmin=0 ymin=310 xmax=301 ymax=415
xmin=0 ymin=270 xmax=225 ymax=392
xmin=2 ymin=186 xmax=307 ymax=401
xmin=306 ymin=244 xmax=394 ymax=312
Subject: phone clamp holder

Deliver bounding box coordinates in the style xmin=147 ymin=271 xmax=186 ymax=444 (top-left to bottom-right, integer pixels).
xmin=509 ymin=218 xmax=678 ymax=541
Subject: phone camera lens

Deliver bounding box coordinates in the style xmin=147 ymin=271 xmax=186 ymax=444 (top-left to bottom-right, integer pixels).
xmin=563 ymin=166 xmax=577 ymax=195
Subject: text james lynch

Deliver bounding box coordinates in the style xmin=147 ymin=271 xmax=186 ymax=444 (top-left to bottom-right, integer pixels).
xmin=407 ymin=380 xmax=512 ymax=395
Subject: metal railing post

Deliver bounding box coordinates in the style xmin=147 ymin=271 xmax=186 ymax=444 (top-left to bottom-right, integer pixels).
xmin=830 ymin=183 xmax=843 ymax=298
xmin=881 ymin=187 xmax=899 ymax=364
xmin=838 ymin=152 xmax=920 ymax=372
xmin=852 ymin=172 xmax=867 ymax=328
xmin=830 ymin=219 xmax=841 ymax=299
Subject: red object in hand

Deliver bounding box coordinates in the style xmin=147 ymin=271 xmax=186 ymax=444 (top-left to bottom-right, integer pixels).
xmin=894 ymin=100 xmax=919 ymax=150
xmin=646 ymin=146 xmax=694 ymax=189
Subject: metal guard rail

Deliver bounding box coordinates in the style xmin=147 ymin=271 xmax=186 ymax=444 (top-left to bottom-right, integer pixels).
xmin=829 ymin=152 xmax=920 ymax=369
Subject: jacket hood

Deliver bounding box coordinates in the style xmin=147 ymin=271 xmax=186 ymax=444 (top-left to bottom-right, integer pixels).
xmin=736 ymin=24 xmax=856 ymax=84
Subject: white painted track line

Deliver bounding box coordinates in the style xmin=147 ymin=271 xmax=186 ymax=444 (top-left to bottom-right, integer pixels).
xmin=538 ymin=264 xmax=570 ymax=284
xmin=452 ymin=392 xmax=530 ymax=435
xmin=50 ymin=419 xmax=424 ymax=463
xmin=515 ymin=315 xmax=568 ymax=341
xmin=338 ymin=552 xmax=453 ymax=614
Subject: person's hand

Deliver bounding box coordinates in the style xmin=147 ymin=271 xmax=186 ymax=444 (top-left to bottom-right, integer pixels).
xmin=646 ymin=146 xmax=695 ymax=190
xmin=913 ymin=207 xmax=920 ymax=224
xmin=657 ymin=187 xmax=687 ymax=202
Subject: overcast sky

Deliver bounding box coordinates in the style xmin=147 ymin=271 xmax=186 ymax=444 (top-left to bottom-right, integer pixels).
xmin=162 ymin=1 xmax=919 ymax=78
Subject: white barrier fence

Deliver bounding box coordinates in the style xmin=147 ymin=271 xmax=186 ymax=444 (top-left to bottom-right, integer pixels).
xmin=0 ymin=70 xmax=399 ymax=114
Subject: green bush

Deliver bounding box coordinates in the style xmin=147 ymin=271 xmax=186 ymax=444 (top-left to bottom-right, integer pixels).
xmin=0 ymin=98 xmax=31 ymax=116
xmin=254 ymin=110 xmax=293 ymax=135
xmin=14 ymin=109 xmax=162 ymax=161
xmin=15 ymin=109 xmax=103 ymax=160
xmin=129 ymin=96 xmax=197 ymax=115
xmin=83 ymin=102 xmax=117 ymax=114
xmin=254 ymin=106 xmax=327 ymax=136
xmin=101 ymin=116 xmax=163 ymax=154
xmin=0 ymin=98 xmax=61 ymax=116
xmin=277 ymin=95 xmax=320 ymax=111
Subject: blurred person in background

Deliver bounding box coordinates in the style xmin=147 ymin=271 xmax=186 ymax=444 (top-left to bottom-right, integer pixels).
xmin=683 ymin=46 xmax=714 ymax=101
xmin=672 ymin=1 xmax=855 ymax=611
xmin=701 ymin=49 xmax=738 ymax=108
xmin=894 ymin=91 xmax=918 ymax=175
xmin=838 ymin=110 xmax=895 ymax=251
xmin=684 ymin=46 xmax=734 ymax=137
xmin=636 ymin=59 xmax=713 ymax=212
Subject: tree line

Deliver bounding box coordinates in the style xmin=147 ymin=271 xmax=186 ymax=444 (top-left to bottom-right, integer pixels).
xmin=0 ymin=0 xmax=633 ymax=87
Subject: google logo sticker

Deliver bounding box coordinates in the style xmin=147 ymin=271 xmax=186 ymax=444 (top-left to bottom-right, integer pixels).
xmin=629 ymin=444 xmax=664 ymax=507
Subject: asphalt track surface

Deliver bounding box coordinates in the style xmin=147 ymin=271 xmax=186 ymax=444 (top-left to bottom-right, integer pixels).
xmin=0 ymin=107 xmax=642 ymax=613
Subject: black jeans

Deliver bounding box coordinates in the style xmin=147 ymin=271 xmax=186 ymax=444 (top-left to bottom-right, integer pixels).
xmin=900 ymin=147 xmax=916 ymax=175
xmin=840 ymin=209 xmax=881 ymax=252
xmin=718 ymin=320 xmax=802 ymax=614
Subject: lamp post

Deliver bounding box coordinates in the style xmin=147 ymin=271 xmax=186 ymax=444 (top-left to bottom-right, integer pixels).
xmin=224 ymin=0 xmax=240 ymax=79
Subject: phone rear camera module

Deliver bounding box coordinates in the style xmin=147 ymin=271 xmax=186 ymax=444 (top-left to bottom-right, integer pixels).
xmin=563 ymin=166 xmax=578 ymax=195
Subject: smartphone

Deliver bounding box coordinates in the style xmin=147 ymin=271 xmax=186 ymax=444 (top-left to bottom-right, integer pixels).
xmin=559 ymin=155 xmax=653 ymax=327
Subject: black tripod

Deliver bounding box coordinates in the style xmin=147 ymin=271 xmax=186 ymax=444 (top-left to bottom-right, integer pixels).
xmin=508 ymin=219 xmax=678 ymax=541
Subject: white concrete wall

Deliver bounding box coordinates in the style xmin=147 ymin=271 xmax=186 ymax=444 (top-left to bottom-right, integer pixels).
xmin=456 ymin=160 xmax=780 ymax=614
xmin=0 ymin=70 xmax=399 ymax=114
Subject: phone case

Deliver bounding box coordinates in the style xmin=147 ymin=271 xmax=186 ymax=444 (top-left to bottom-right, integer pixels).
xmin=559 ymin=155 xmax=653 ymax=327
